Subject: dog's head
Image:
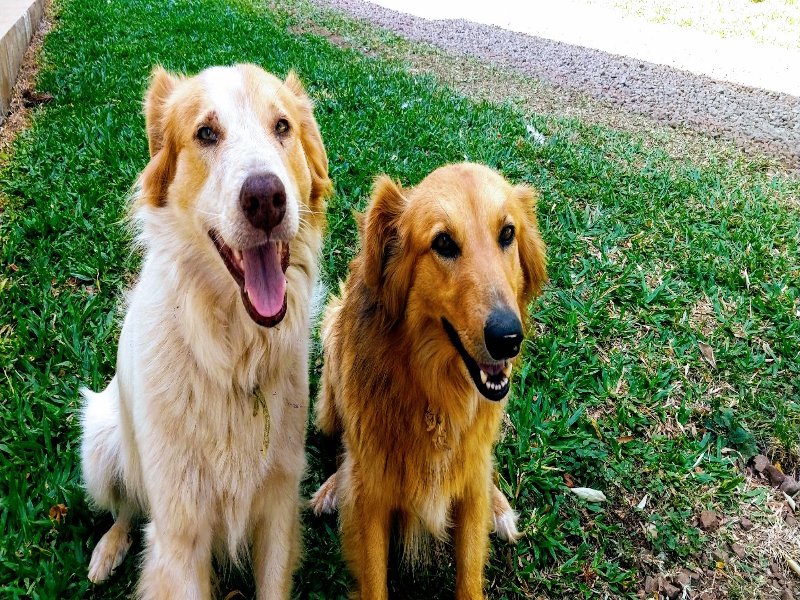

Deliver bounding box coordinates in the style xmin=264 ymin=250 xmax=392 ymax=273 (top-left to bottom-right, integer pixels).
xmin=361 ymin=163 xmax=546 ymax=401
xmin=136 ymin=64 xmax=329 ymax=327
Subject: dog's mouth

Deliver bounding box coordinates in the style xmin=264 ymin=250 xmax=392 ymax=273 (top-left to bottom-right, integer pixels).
xmin=441 ymin=318 xmax=512 ymax=401
xmin=209 ymin=230 xmax=290 ymax=327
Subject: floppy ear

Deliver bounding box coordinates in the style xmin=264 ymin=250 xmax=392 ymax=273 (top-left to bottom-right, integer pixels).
xmin=137 ymin=67 xmax=180 ymax=209
xmin=284 ymin=71 xmax=331 ymax=212
xmin=144 ymin=66 xmax=178 ymax=158
xmin=515 ymin=185 xmax=548 ymax=302
xmin=361 ymin=176 xmax=412 ymax=321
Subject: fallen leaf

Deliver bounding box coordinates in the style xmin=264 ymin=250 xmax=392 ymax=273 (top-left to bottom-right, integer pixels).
xmin=563 ymin=473 xmax=576 ymax=488
xmin=9 ymin=264 xmax=18 ymax=272
xmin=636 ymin=494 xmax=649 ymax=510
xmin=698 ymin=342 xmax=716 ymax=368
xmin=590 ymin=418 xmax=603 ymax=440
xmin=616 ymin=435 xmax=635 ymax=444
xmin=569 ymin=487 xmax=607 ymax=502
xmin=49 ymin=504 xmax=68 ymax=524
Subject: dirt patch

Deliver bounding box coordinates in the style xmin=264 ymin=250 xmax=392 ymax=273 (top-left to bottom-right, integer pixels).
xmin=0 ymin=0 xmax=55 ymax=166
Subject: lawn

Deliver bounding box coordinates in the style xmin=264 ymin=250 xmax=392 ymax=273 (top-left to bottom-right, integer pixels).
xmin=1 ymin=0 xmax=799 ymax=598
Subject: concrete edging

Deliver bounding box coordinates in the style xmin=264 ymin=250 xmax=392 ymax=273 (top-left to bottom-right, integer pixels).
xmin=1 ymin=0 xmax=46 ymax=123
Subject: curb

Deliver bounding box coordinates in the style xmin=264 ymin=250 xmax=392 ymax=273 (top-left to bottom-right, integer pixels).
xmin=1 ymin=0 xmax=46 ymax=123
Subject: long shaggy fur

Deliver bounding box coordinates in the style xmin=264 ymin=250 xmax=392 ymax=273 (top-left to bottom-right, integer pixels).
xmin=312 ymin=163 xmax=547 ymax=599
xmin=80 ymin=64 xmax=329 ymax=599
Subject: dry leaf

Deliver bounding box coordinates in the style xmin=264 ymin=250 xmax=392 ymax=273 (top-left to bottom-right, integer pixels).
xmin=49 ymin=504 xmax=68 ymax=524
xmin=563 ymin=473 xmax=576 ymax=488
xmin=569 ymin=487 xmax=607 ymax=502
xmin=590 ymin=418 xmax=603 ymax=440
xmin=9 ymin=264 xmax=18 ymax=272
xmin=617 ymin=435 xmax=635 ymax=444
xmin=698 ymin=342 xmax=716 ymax=368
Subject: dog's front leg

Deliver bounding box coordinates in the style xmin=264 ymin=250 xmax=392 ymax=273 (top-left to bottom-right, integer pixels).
xmin=453 ymin=477 xmax=492 ymax=600
xmin=252 ymin=365 xmax=308 ymax=600
xmin=252 ymin=468 xmax=302 ymax=600
xmin=137 ymin=514 xmax=214 ymax=600
xmin=341 ymin=481 xmax=391 ymax=600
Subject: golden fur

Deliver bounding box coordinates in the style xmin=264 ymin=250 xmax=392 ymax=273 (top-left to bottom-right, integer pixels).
xmin=312 ymin=164 xmax=547 ymax=599
xmin=80 ymin=64 xmax=329 ymax=599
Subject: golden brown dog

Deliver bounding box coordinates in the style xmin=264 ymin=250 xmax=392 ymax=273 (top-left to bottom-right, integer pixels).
xmin=311 ymin=163 xmax=547 ymax=599
xmin=80 ymin=64 xmax=329 ymax=599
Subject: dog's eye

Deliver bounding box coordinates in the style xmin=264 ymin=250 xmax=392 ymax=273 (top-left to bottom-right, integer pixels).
xmin=275 ymin=119 xmax=290 ymax=135
xmin=196 ymin=126 xmax=217 ymax=144
xmin=499 ymin=224 xmax=515 ymax=248
xmin=432 ymin=233 xmax=460 ymax=259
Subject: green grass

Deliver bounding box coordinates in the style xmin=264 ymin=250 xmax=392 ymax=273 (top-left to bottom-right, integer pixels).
xmin=1 ymin=0 xmax=799 ymax=598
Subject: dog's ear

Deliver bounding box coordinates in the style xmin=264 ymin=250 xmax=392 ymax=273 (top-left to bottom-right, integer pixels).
xmin=144 ymin=66 xmax=178 ymax=158
xmin=285 ymin=71 xmax=331 ymax=213
xmin=515 ymin=185 xmax=548 ymax=303
xmin=362 ymin=176 xmax=411 ymax=320
xmin=137 ymin=67 xmax=180 ymax=209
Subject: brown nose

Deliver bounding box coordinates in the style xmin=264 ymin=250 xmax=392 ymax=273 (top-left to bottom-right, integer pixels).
xmin=240 ymin=173 xmax=286 ymax=233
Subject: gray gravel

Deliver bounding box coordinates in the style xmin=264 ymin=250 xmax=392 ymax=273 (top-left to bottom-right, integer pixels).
xmin=313 ymin=0 xmax=800 ymax=169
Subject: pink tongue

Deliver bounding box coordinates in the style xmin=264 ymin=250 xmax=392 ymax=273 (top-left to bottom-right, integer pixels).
xmin=242 ymin=242 xmax=286 ymax=318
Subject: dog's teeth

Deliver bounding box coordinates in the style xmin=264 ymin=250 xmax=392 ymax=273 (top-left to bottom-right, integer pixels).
xmin=502 ymin=362 xmax=513 ymax=378
xmin=480 ymin=370 xmax=488 ymax=385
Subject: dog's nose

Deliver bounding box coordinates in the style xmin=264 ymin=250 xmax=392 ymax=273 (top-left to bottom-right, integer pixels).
xmin=240 ymin=173 xmax=286 ymax=233
xmin=484 ymin=307 xmax=523 ymax=360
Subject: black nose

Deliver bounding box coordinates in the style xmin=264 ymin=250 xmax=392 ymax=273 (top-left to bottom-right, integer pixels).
xmin=240 ymin=173 xmax=286 ymax=233
xmin=484 ymin=307 xmax=523 ymax=360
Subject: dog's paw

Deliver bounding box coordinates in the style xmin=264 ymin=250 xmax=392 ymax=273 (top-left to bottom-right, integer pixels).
xmin=88 ymin=524 xmax=132 ymax=583
xmin=493 ymin=508 xmax=521 ymax=543
xmin=309 ymin=473 xmax=338 ymax=516
xmin=491 ymin=484 xmax=521 ymax=543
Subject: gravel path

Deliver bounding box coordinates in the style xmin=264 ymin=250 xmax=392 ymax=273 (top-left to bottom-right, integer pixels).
xmin=313 ymin=0 xmax=800 ymax=170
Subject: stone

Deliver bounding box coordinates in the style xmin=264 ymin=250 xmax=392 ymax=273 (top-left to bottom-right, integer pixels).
xmin=675 ymin=571 xmax=691 ymax=587
xmin=781 ymin=589 xmax=792 ymax=600
xmin=780 ymin=476 xmax=800 ymax=496
xmin=753 ymin=454 xmax=770 ymax=472
xmin=730 ymin=542 xmax=745 ymax=559
xmin=662 ymin=582 xmax=681 ymax=599
xmin=771 ymin=561 xmax=782 ymax=575
xmin=785 ymin=513 xmax=797 ymax=527
xmin=699 ymin=510 xmax=719 ymax=530
xmin=765 ymin=465 xmax=786 ymax=486
xmin=740 ymin=516 xmax=754 ymax=531
xmin=644 ymin=576 xmax=656 ymax=594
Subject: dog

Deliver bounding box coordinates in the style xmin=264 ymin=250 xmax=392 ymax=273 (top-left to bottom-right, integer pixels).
xmin=80 ymin=64 xmax=329 ymax=599
xmin=311 ymin=163 xmax=547 ymax=599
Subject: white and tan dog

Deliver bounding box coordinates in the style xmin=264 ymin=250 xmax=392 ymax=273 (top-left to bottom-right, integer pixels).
xmin=80 ymin=64 xmax=329 ymax=599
